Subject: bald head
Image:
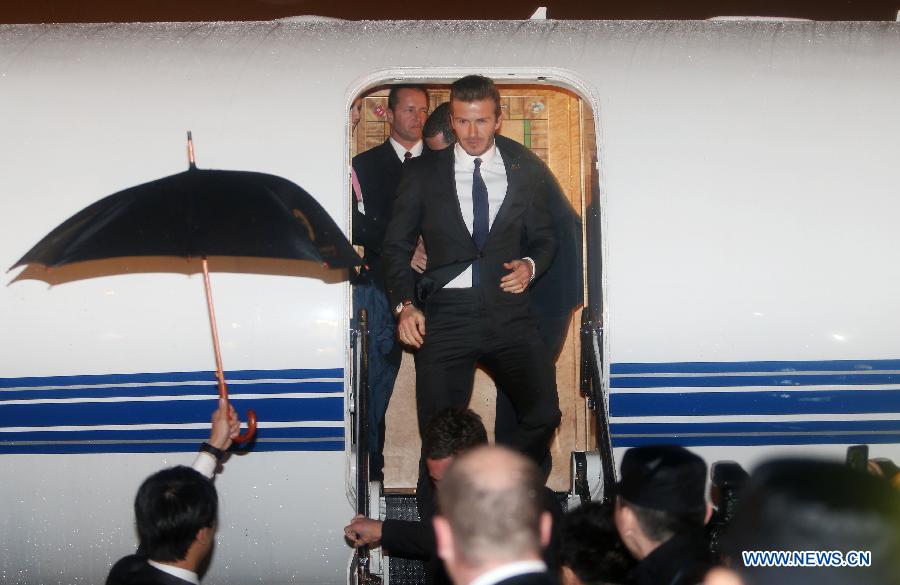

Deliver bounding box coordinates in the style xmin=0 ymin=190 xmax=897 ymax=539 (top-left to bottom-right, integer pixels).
xmin=436 ymin=446 xmax=545 ymax=568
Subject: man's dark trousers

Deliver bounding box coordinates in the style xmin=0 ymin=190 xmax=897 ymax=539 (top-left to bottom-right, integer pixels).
xmin=414 ymin=288 xmax=558 ymax=462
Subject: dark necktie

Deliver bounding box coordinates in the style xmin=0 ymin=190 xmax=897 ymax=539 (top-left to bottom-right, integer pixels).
xmin=471 ymin=157 xmax=489 ymax=286
xmin=403 ymin=151 xmax=412 ymax=162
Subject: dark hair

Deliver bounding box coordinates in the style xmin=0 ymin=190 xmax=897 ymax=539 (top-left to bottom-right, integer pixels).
xmin=721 ymin=458 xmax=900 ymax=585
xmin=422 ymin=408 xmax=488 ymax=460
xmin=450 ymin=75 xmax=501 ymax=117
xmin=423 ymin=102 xmax=456 ymax=145
xmin=623 ymin=499 xmax=706 ymax=543
xmin=135 ymin=466 xmax=218 ymax=562
xmin=387 ymin=84 xmax=428 ymax=112
xmin=560 ymin=502 xmax=633 ymax=585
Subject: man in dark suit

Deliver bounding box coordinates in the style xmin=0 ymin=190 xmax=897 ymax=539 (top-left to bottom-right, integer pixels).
xmin=106 ymin=466 xmax=218 ymax=585
xmin=614 ymin=445 xmax=714 ymax=585
xmin=345 ymin=409 xmax=563 ymax=585
xmin=383 ymin=75 xmax=562 ymax=488
xmin=435 ymin=446 xmax=555 ymax=585
xmin=106 ymin=400 xmax=239 ymax=585
xmin=345 ymin=408 xmax=489 ymax=585
xmin=415 ymin=100 xmax=583 ymax=475
xmin=352 ymin=84 xmax=429 ymax=481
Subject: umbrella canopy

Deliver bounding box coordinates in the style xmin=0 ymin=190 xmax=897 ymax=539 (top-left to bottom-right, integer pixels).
xmin=11 ymin=150 xmax=360 ymax=446
xmin=12 ymin=167 xmax=360 ymax=270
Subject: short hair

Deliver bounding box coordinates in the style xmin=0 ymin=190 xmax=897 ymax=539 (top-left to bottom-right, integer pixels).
xmin=450 ymin=75 xmax=502 ymax=117
xmin=387 ymin=84 xmax=428 ymax=112
xmin=437 ymin=446 xmax=543 ymax=566
xmin=135 ymin=466 xmax=218 ymax=562
xmin=721 ymin=458 xmax=900 ymax=585
xmin=423 ymin=102 xmax=456 ymax=145
xmin=622 ymin=500 xmax=706 ymax=543
xmin=560 ymin=502 xmax=633 ymax=585
xmin=422 ymin=408 xmax=488 ymax=460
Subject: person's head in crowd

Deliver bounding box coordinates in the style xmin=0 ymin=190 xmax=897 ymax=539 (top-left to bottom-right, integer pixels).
xmin=422 ymin=407 xmax=488 ymax=487
xmin=350 ymin=97 xmax=363 ymax=132
xmin=387 ymin=84 xmax=429 ymax=149
xmin=614 ymin=444 xmax=711 ymax=561
xmin=135 ymin=465 xmax=218 ymax=571
xmin=705 ymin=458 xmax=900 ymax=585
xmin=559 ymin=501 xmax=634 ymax=585
xmin=449 ymin=75 xmax=502 ymax=157
xmin=423 ymin=102 xmax=456 ymax=151
xmin=434 ymin=446 xmax=552 ymax=585
xmin=867 ymin=457 xmax=900 ymax=489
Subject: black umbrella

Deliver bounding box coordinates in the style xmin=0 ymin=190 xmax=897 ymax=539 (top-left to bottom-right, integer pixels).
xmin=11 ymin=133 xmax=360 ymax=444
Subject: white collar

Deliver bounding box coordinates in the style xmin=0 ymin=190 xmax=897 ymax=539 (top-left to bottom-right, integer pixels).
xmin=468 ymin=560 xmax=547 ymax=585
xmin=388 ymin=137 xmax=424 ymax=161
xmin=147 ymin=559 xmax=200 ymax=585
xmin=454 ymin=140 xmax=498 ymax=167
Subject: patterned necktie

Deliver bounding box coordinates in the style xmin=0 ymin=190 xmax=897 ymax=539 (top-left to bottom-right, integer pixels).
xmin=471 ymin=157 xmax=489 ymax=286
xmin=404 ymin=151 xmax=412 ymax=162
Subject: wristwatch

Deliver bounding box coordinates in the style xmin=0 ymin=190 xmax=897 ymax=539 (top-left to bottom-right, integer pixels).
xmin=394 ymin=299 xmax=414 ymax=317
xmin=199 ymin=441 xmax=226 ymax=462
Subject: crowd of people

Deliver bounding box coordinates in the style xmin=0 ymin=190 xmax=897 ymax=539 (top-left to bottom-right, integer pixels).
xmin=108 ymin=401 xmax=900 ymax=585
xmin=342 ymin=409 xmax=900 ymax=585
xmin=103 ymin=74 xmax=900 ymax=585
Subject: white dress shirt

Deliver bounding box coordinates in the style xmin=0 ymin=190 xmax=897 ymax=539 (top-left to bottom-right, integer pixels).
xmin=147 ymin=559 xmax=200 ymax=585
xmin=468 ymin=560 xmax=547 ymax=585
xmin=191 ymin=451 xmax=217 ymax=479
xmin=356 ymin=138 xmax=423 ymax=215
xmin=446 ymin=141 xmax=508 ymax=288
xmin=389 ymin=137 xmax=424 ymax=162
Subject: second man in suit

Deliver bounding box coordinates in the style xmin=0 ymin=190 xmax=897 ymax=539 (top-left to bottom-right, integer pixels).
xmin=352 ymin=84 xmax=429 ymax=481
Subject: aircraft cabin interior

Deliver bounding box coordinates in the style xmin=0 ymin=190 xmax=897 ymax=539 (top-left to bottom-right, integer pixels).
xmin=350 ymin=82 xmax=599 ymax=492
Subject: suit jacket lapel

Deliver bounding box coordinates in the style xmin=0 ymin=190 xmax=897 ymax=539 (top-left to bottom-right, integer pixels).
xmin=485 ymin=140 xmax=523 ymax=246
xmin=379 ymin=139 xmax=403 ymax=183
xmin=444 ymin=148 xmax=479 ymax=252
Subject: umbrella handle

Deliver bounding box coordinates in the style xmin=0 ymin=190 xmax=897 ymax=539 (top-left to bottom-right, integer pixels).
xmin=218 ymin=377 xmax=257 ymax=444
xmin=233 ymin=408 xmax=257 ymax=444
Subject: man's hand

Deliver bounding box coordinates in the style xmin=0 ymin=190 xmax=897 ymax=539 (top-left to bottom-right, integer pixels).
xmin=410 ymin=236 xmax=428 ymax=274
xmin=344 ymin=514 xmax=383 ymax=548
xmin=398 ymin=305 xmax=426 ymax=348
xmin=208 ymin=397 xmax=240 ymax=451
xmin=500 ymin=259 xmax=533 ymax=294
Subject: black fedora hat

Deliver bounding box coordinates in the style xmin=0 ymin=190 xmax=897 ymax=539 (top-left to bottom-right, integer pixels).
xmin=617 ymin=444 xmax=708 ymax=513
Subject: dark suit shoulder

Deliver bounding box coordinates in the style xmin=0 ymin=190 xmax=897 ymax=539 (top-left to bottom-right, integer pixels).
xmin=352 ymin=139 xmax=395 ymax=168
xmin=106 ymin=554 xmax=194 ymax=585
xmin=495 ymin=134 xmax=545 ymax=166
xmin=494 ymin=570 xmax=556 ymax=585
xmin=403 ymin=145 xmax=450 ymax=174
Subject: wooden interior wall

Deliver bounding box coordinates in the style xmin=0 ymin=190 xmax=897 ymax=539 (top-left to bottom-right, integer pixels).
xmin=351 ymin=85 xmax=591 ymax=492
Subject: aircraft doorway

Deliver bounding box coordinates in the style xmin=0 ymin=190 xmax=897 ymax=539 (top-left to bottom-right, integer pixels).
xmin=351 ymin=82 xmax=598 ymax=492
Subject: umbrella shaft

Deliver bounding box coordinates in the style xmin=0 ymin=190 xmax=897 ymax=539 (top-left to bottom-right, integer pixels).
xmin=201 ymin=257 xmax=228 ymax=398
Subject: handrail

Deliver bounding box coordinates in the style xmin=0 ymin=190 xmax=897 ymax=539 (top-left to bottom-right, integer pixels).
xmin=354 ymin=308 xmax=376 ymax=585
xmin=579 ymin=307 xmax=616 ymax=502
